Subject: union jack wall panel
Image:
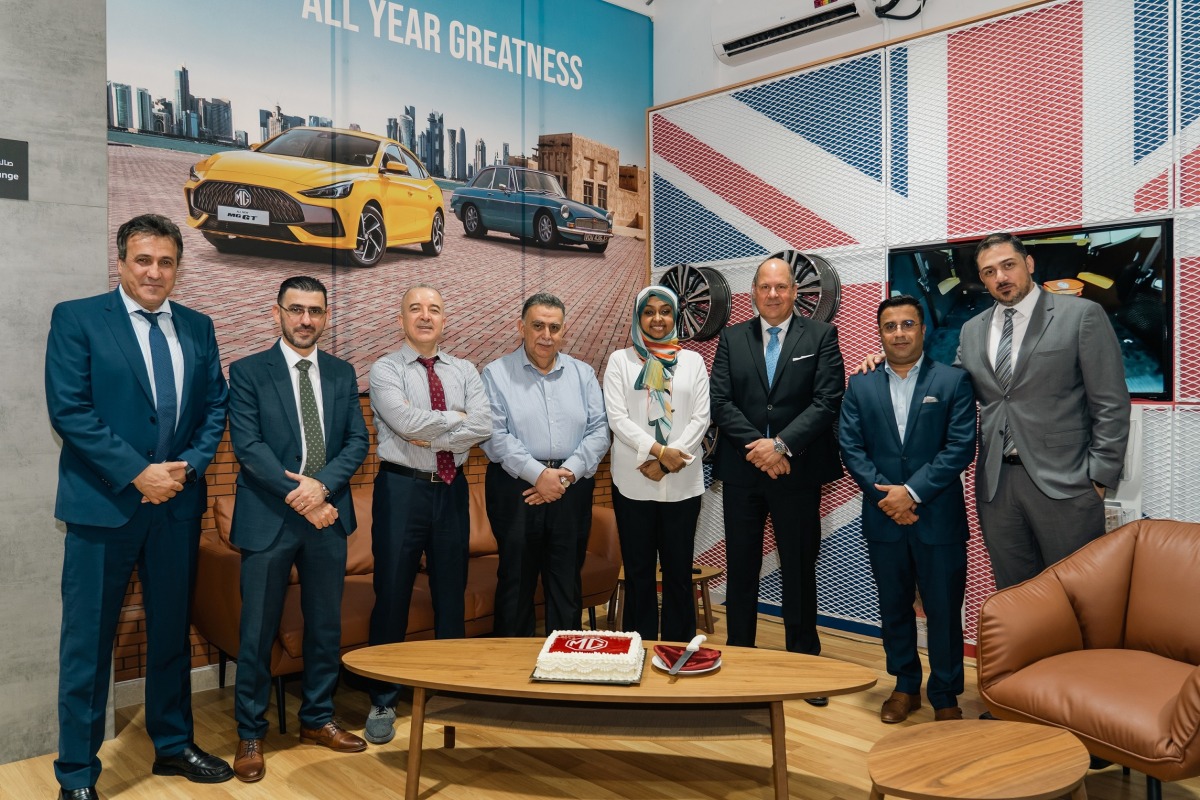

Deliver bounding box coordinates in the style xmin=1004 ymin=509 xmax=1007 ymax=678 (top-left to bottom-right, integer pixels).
xmin=650 ymin=0 xmax=1199 ymax=639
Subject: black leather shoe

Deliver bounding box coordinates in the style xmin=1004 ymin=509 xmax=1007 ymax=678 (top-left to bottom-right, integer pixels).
xmin=152 ymin=743 xmax=234 ymax=783
xmin=60 ymin=789 xmax=99 ymax=800
xmin=804 ymin=696 xmax=829 ymax=707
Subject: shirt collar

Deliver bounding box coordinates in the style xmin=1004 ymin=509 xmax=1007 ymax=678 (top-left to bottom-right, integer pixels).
xmin=884 ymin=354 xmax=924 ymax=380
xmin=399 ymin=341 xmax=443 ymax=364
xmin=118 ymin=284 xmax=173 ymax=318
xmin=998 ymin=285 xmax=1042 ymax=320
xmin=760 ymin=314 xmax=793 ymax=338
xmin=519 ymin=345 xmax=562 ymax=375
xmin=278 ymin=337 xmax=318 ymax=370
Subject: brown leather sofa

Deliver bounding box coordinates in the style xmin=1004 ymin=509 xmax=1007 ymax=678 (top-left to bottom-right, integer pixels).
xmin=192 ymin=479 xmax=622 ymax=731
xmin=976 ymin=519 xmax=1200 ymax=800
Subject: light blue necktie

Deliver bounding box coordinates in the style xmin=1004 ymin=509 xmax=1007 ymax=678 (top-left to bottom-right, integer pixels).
xmin=765 ymin=326 xmax=782 ymax=387
xmin=136 ymin=310 xmax=177 ymax=461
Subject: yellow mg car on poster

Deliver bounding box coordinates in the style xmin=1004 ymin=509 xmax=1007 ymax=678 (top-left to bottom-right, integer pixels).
xmin=184 ymin=127 xmax=444 ymax=267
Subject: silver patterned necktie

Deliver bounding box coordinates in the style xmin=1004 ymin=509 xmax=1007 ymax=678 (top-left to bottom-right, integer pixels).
xmin=295 ymin=360 xmax=326 ymax=476
xmin=765 ymin=326 xmax=782 ymax=386
xmin=995 ymin=308 xmax=1016 ymax=455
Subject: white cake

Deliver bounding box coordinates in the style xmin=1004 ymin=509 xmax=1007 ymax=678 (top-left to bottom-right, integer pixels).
xmin=532 ymin=630 xmax=644 ymax=682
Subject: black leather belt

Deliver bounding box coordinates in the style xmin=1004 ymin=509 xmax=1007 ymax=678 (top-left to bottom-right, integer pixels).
xmin=538 ymin=459 xmax=565 ymax=468
xmin=1002 ymin=454 xmax=1023 ymax=465
xmin=380 ymin=461 xmax=446 ymax=483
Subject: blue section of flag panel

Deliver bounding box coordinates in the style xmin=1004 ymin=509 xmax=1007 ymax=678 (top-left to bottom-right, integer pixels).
xmin=889 ymin=47 xmax=909 ymax=198
xmin=651 ymin=174 xmax=767 ymax=267
xmin=1134 ymin=0 xmax=1171 ymax=162
xmin=732 ymin=54 xmax=884 ymax=183
xmin=1182 ymin=0 xmax=1200 ymax=132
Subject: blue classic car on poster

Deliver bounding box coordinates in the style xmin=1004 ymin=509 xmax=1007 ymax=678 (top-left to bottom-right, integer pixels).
xmin=449 ymin=166 xmax=614 ymax=253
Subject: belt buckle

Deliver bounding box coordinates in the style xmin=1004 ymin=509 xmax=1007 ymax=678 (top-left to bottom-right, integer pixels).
xmin=429 ymin=470 xmax=441 ymax=483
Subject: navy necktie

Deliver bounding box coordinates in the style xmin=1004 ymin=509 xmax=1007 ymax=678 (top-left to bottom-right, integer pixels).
xmin=136 ymin=310 xmax=177 ymax=461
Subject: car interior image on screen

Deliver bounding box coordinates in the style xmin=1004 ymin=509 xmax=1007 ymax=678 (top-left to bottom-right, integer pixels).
xmin=888 ymin=221 xmax=1172 ymax=400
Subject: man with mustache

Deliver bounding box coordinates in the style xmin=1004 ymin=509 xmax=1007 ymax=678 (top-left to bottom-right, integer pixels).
xmin=363 ymin=284 xmax=491 ymax=745
xmin=227 ymin=276 xmax=370 ymax=781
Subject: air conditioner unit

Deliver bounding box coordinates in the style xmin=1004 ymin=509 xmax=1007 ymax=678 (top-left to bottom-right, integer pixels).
xmin=711 ymin=0 xmax=882 ymax=65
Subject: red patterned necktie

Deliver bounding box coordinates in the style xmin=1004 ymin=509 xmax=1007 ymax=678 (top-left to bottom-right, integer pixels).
xmin=417 ymin=356 xmax=457 ymax=484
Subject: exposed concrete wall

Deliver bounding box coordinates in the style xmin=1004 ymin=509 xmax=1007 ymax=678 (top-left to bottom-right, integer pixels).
xmin=0 ymin=0 xmax=108 ymax=764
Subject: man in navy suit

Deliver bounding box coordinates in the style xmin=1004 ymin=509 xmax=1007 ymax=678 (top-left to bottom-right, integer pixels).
xmin=46 ymin=214 xmax=232 ymax=800
xmin=840 ymin=296 xmax=976 ymax=723
xmin=226 ymin=276 xmax=370 ymax=782
xmin=709 ymin=256 xmax=844 ymax=695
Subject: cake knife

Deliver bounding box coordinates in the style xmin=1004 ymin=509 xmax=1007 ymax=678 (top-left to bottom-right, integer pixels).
xmin=668 ymin=634 xmax=707 ymax=675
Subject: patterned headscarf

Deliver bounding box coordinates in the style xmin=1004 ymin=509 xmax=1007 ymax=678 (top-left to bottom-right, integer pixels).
xmin=631 ymin=286 xmax=681 ymax=446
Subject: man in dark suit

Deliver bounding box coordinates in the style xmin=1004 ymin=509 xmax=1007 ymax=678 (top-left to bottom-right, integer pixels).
xmin=961 ymin=233 xmax=1130 ymax=588
xmin=840 ymin=296 xmax=976 ymax=723
xmin=710 ymin=256 xmax=844 ymax=694
xmin=227 ymin=276 xmax=370 ymax=782
xmin=46 ymin=214 xmax=232 ymax=800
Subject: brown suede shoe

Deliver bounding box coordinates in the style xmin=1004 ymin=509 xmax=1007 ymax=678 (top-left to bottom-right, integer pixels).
xmin=934 ymin=706 xmax=964 ymax=721
xmin=880 ymin=691 xmax=922 ymax=723
xmin=299 ymin=721 xmax=368 ymax=752
xmin=233 ymin=738 xmax=264 ymax=783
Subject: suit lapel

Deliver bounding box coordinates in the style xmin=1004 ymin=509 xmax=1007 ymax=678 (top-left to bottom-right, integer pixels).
xmin=173 ymin=306 xmax=198 ymax=426
xmin=1012 ymin=291 xmax=1053 ymax=386
xmin=870 ymin=366 xmax=903 ymax=450
xmin=269 ymin=347 xmax=304 ymax=443
xmin=901 ymin=359 xmax=937 ymax=450
xmin=103 ymin=290 xmax=155 ymax=406
xmin=973 ymin=306 xmax=1004 ymax=394
xmin=770 ymin=315 xmax=805 ymax=398
xmin=317 ymin=349 xmax=338 ymax=443
xmin=746 ymin=321 xmax=770 ymax=394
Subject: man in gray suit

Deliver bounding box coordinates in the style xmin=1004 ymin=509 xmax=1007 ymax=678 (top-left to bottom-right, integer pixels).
xmin=961 ymin=232 xmax=1129 ymax=588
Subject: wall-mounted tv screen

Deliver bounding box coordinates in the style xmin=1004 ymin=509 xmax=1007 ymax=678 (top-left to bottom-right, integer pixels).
xmin=887 ymin=221 xmax=1172 ymax=401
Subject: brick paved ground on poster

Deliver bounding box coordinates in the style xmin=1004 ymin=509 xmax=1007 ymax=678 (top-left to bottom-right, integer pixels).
xmin=107 ymin=143 xmax=646 ymax=388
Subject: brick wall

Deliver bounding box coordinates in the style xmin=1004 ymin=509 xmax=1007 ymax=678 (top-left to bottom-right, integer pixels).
xmin=113 ymin=396 xmax=613 ymax=683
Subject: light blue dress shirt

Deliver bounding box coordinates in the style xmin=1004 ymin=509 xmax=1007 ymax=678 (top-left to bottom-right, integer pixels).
xmin=885 ymin=354 xmax=924 ymax=503
xmin=480 ymin=346 xmax=610 ymax=485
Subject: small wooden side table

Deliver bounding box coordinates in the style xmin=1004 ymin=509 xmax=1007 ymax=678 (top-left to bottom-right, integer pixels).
xmin=607 ymin=564 xmax=726 ymax=634
xmin=867 ymin=720 xmax=1090 ymax=800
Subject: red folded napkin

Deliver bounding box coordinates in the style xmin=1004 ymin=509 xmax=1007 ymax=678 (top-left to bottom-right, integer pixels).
xmin=653 ymin=644 xmax=722 ymax=672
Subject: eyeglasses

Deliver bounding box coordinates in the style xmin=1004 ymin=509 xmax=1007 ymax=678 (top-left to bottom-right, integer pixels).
xmin=278 ymin=304 xmax=327 ymax=319
xmin=881 ymin=319 xmax=919 ymax=333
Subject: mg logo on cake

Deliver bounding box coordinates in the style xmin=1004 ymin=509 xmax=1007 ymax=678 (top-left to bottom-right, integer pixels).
xmin=564 ymin=636 xmax=608 ymax=652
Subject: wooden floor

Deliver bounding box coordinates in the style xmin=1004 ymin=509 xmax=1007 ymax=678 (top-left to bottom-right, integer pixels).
xmin=6 ymin=611 xmax=1198 ymax=799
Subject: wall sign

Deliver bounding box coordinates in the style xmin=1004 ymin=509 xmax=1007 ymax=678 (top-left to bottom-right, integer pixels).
xmin=0 ymin=138 xmax=28 ymax=201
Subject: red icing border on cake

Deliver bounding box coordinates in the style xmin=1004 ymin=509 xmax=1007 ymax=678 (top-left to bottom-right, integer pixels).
xmin=548 ymin=634 xmax=635 ymax=655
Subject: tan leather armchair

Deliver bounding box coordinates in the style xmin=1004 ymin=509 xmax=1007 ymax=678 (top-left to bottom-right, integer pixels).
xmin=977 ymin=519 xmax=1200 ymax=800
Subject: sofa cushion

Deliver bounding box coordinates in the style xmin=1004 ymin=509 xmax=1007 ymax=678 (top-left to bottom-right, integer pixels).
xmin=1126 ymin=520 xmax=1200 ymax=664
xmin=986 ymin=648 xmax=1194 ymax=762
xmin=468 ymin=481 xmax=499 ymax=556
xmin=345 ymin=484 xmax=374 ymax=575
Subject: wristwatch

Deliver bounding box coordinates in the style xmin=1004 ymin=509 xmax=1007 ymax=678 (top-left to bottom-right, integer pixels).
xmin=319 ymin=482 xmax=331 ymax=499
xmin=772 ymin=438 xmax=787 ymax=455
xmin=183 ymin=464 xmax=197 ymax=485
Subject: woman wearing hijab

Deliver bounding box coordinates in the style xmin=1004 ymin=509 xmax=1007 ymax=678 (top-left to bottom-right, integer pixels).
xmin=602 ymin=286 xmax=711 ymax=643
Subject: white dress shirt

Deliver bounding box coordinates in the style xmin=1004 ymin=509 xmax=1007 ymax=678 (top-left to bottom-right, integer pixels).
xmin=987 ymin=286 xmax=1042 ymax=372
xmin=603 ymin=347 xmax=710 ymax=502
xmin=759 ymin=314 xmax=793 ymax=357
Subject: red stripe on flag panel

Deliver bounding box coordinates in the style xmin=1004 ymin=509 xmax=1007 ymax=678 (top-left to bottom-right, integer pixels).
xmin=946 ymin=1 xmax=1084 ymax=235
xmin=1177 ymin=256 xmax=1200 ymax=401
xmin=1179 ymin=146 xmax=1200 ymax=209
xmin=1136 ymin=167 xmax=1171 ymax=214
xmin=652 ymin=116 xmax=858 ymax=248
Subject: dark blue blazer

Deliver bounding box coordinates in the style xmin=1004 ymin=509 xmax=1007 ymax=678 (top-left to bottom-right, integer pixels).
xmin=838 ymin=358 xmax=976 ymax=544
xmin=227 ymin=344 xmax=368 ymax=552
xmin=45 ymin=289 xmax=228 ymax=527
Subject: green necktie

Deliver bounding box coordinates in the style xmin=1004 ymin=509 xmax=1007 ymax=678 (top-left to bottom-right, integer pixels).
xmin=295 ymin=360 xmax=326 ymax=477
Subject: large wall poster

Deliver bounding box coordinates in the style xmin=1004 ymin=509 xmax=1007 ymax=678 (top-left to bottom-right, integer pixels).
xmin=106 ymin=0 xmax=653 ymax=384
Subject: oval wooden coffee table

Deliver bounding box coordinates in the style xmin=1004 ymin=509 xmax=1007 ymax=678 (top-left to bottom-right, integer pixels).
xmin=867 ymin=720 xmax=1090 ymax=800
xmin=345 ymin=638 xmax=876 ymax=800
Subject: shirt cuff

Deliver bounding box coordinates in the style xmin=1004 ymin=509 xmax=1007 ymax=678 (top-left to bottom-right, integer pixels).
xmin=904 ymin=484 xmax=922 ymax=505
